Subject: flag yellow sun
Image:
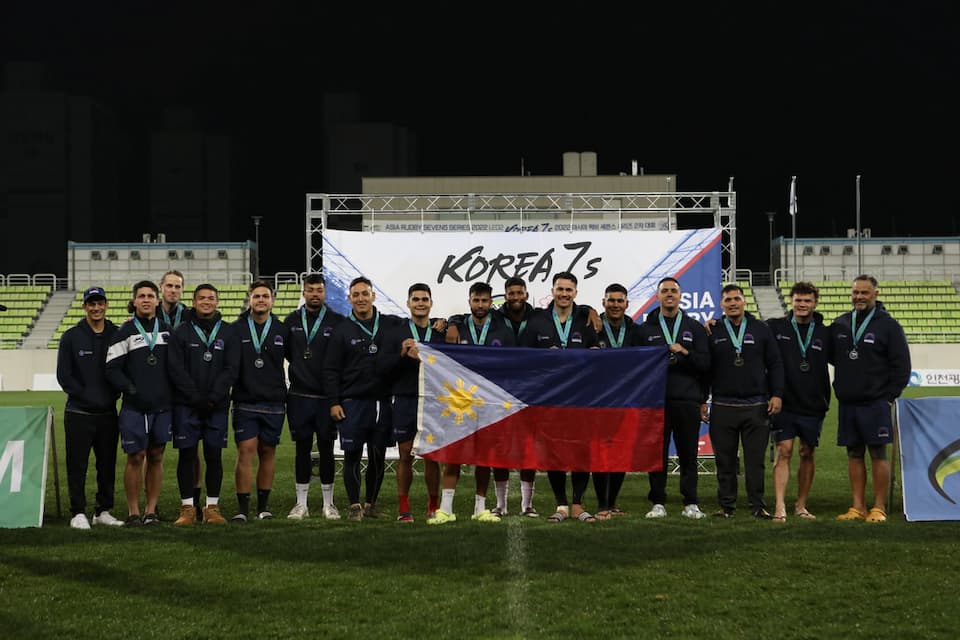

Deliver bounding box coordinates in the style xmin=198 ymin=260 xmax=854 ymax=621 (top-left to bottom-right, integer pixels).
xmin=437 ymin=377 xmax=485 ymax=425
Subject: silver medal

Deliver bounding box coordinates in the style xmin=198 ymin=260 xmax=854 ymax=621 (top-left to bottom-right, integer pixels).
xmin=799 ymin=360 xmax=810 ymax=372
xmin=202 ymin=351 xmax=213 ymax=362
xmin=368 ymin=343 xmax=378 ymax=354
xmin=849 ymin=349 xmax=859 ymax=360
xmin=254 ymin=357 xmax=265 ymax=368
xmin=146 ymin=353 xmax=158 ymax=366
xmin=734 ymin=354 xmax=744 ymax=367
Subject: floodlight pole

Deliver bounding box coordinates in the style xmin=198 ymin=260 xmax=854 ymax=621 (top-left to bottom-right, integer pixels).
xmin=252 ymin=216 xmax=263 ymax=280
xmin=767 ymin=211 xmax=776 ymax=281
xmin=855 ymin=175 xmax=862 ymax=275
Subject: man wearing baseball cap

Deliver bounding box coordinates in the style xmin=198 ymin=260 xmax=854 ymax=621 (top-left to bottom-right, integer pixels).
xmin=56 ymin=287 xmax=124 ymax=529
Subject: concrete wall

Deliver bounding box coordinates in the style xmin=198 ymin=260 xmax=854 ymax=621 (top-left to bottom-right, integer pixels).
xmin=2 ymin=344 xmax=958 ymax=392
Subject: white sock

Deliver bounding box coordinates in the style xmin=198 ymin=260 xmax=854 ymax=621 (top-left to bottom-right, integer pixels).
xmin=181 ymin=498 xmax=193 ymax=506
xmin=440 ymin=489 xmax=455 ymax=513
xmin=321 ymin=483 xmax=335 ymax=507
xmin=206 ymin=497 xmax=219 ymax=506
xmin=295 ymin=482 xmax=310 ymax=507
xmin=495 ymin=480 xmax=509 ymax=511
xmin=521 ymin=480 xmax=535 ymax=511
xmin=474 ymin=495 xmax=486 ymax=515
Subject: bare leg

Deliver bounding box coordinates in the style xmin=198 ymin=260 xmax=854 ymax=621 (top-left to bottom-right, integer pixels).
xmin=144 ymin=444 xmax=165 ymax=514
xmin=124 ymin=451 xmax=145 ymax=515
xmin=773 ymin=439 xmax=794 ymax=518
xmin=795 ymin=442 xmax=816 ymax=513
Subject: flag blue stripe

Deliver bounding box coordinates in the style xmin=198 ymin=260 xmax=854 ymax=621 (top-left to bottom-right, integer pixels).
xmin=426 ymin=344 xmax=666 ymax=409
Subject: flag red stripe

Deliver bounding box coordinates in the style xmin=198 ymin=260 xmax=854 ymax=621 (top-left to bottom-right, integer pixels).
xmin=422 ymin=406 xmax=664 ymax=472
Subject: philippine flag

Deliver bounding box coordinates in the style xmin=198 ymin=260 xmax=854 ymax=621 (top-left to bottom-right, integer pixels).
xmin=413 ymin=344 xmax=667 ymax=472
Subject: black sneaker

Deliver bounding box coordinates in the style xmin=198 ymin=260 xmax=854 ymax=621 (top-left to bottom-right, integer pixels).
xmin=712 ymin=508 xmax=735 ymax=519
xmin=141 ymin=512 xmax=160 ymax=526
xmin=125 ymin=514 xmax=143 ymax=527
xmin=753 ymin=508 xmax=773 ymax=520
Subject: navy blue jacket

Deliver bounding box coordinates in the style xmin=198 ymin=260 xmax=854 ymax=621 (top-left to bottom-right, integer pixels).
xmin=707 ymin=312 xmax=784 ymax=404
xmin=323 ymin=309 xmax=403 ymax=404
xmin=284 ymin=305 xmax=345 ymax=396
xmin=105 ymin=315 xmax=173 ymax=413
xmin=167 ymin=312 xmax=239 ymax=410
xmin=57 ymin=318 xmax=120 ymax=413
xmin=636 ymin=309 xmax=711 ymax=404
xmin=450 ymin=313 xmax=516 ymax=347
xmin=830 ymin=302 xmax=911 ymax=403
xmin=231 ymin=313 xmax=289 ymax=405
xmin=375 ymin=318 xmax=448 ymax=397
xmin=767 ymin=311 xmax=832 ymax=417
xmin=520 ymin=303 xmax=598 ymax=349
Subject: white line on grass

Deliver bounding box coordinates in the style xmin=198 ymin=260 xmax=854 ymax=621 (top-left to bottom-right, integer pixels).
xmin=505 ymin=515 xmax=529 ymax=629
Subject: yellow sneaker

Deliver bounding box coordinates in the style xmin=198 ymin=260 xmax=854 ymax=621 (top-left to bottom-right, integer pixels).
xmin=471 ymin=509 xmax=502 ymax=523
xmin=427 ymin=509 xmax=457 ymax=525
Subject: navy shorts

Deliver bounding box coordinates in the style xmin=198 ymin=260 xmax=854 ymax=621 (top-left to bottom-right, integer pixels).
xmin=233 ymin=403 xmax=285 ymax=446
xmin=172 ymin=405 xmax=229 ymax=450
xmin=391 ymin=395 xmax=419 ymax=444
xmin=772 ymin=410 xmax=824 ymax=448
xmin=119 ymin=408 xmax=172 ymax=454
xmin=838 ymin=399 xmax=893 ymax=447
xmin=337 ymin=398 xmax=393 ymax=453
xmin=286 ymin=394 xmax=336 ymax=442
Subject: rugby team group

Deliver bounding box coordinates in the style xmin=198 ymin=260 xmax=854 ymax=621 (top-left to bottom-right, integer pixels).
xmin=56 ymin=269 xmax=911 ymax=529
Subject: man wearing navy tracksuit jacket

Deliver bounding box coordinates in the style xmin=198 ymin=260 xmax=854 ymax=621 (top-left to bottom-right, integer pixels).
xmin=230 ymin=281 xmax=290 ymax=522
xmin=57 ymin=286 xmax=123 ymax=529
xmin=830 ymin=276 xmax=910 ymax=523
xmin=706 ymin=284 xmax=784 ymax=519
xmin=105 ymin=280 xmax=173 ymax=526
xmin=636 ymin=277 xmax=711 ymax=521
xmin=167 ymin=284 xmax=239 ymax=525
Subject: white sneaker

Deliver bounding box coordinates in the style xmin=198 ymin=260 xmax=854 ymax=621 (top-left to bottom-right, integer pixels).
xmin=323 ymin=503 xmax=341 ymax=520
xmin=645 ymin=504 xmax=667 ymax=519
xmin=287 ymin=504 xmax=310 ymax=520
xmin=70 ymin=513 xmax=91 ymax=530
xmin=681 ymin=504 xmax=707 ymax=520
xmin=91 ymin=511 xmax=124 ymax=526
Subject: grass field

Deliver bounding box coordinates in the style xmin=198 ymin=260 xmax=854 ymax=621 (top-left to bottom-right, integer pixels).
xmin=1 ymin=387 xmax=959 ymax=639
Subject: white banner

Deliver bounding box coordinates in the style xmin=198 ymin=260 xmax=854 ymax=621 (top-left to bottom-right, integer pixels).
xmin=321 ymin=229 xmax=721 ymax=320
xmin=908 ymin=370 xmax=960 ymax=387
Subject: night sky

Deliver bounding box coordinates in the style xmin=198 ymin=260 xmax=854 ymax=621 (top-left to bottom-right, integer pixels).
xmin=2 ymin=3 xmax=957 ymax=275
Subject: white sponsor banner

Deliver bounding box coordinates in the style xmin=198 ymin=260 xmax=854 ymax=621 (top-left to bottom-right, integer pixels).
xmin=321 ymin=229 xmax=720 ymax=320
xmin=908 ymin=369 xmax=960 ymax=387
xmin=364 ymin=218 xmax=670 ymax=233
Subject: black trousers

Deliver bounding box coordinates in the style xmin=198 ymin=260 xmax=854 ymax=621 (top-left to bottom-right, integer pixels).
xmin=648 ymin=401 xmax=702 ymax=506
xmin=64 ymin=410 xmax=119 ymax=516
xmin=709 ymin=404 xmax=769 ymax=513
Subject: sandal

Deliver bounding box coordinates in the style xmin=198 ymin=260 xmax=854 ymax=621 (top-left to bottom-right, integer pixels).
xmin=576 ymin=511 xmax=596 ymax=523
xmin=547 ymin=507 xmax=569 ymax=523
xmin=865 ymin=507 xmax=887 ymax=523
xmin=837 ymin=507 xmax=867 ymax=521
xmin=609 ymin=508 xmax=627 ymax=517
xmin=794 ymin=508 xmax=816 ymax=519
xmin=595 ymin=510 xmax=612 ymax=521
xmin=772 ymin=513 xmax=787 ymax=523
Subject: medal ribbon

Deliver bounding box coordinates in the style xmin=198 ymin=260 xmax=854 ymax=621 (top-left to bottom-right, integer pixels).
xmin=247 ymin=315 xmax=272 ymax=355
xmin=552 ymin=308 xmax=572 ymax=348
xmin=409 ymin=320 xmax=432 ymax=343
xmin=658 ymin=311 xmax=684 ymax=346
xmin=133 ymin=317 xmax=159 ymax=354
xmin=161 ymin=304 xmax=183 ymax=329
xmin=468 ymin=315 xmax=491 ymax=345
xmin=602 ymin=316 xmax=625 ymax=348
xmin=504 ymin=317 xmax=527 ymax=337
xmin=192 ymin=320 xmax=222 ymax=351
xmin=301 ymin=306 xmax=327 ymax=347
xmin=790 ymin=316 xmax=815 ymax=360
xmin=722 ymin=316 xmax=747 ymax=356
xmin=349 ymin=310 xmax=380 ymax=342
xmin=851 ymin=307 xmax=876 ymax=348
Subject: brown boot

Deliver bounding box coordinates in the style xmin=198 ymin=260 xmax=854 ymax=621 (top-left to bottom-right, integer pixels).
xmin=202 ymin=504 xmax=227 ymax=525
xmin=173 ymin=505 xmax=197 ymax=526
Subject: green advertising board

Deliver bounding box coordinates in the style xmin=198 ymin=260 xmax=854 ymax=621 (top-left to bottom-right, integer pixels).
xmin=0 ymin=407 xmax=52 ymax=528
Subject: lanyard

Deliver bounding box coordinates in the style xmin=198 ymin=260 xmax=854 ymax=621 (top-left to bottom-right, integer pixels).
xmin=409 ymin=320 xmax=432 ymax=343
xmin=349 ymin=310 xmax=380 ymax=340
xmin=301 ymin=306 xmax=327 ymax=347
xmin=790 ymin=316 xmax=815 ymax=359
xmin=468 ymin=315 xmax=491 ymax=345
xmin=851 ymin=307 xmax=876 ymax=346
xmin=602 ymin=316 xmax=625 ymax=348
xmin=552 ymin=308 xmax=572 ymax=348
xmin=192 ymin=319 xmax=222 ymax=350
xmin=504 ymin=317 xmax=527 ymax=337
xmin=133 ymin=317 xmax=159 ymax=353
xmin=161 ymin=304 xmax=183 ymax=329
xmin=722 ymin=316 xmax=747 ymax=355
xmin=658 ymin=311 xmax=683 ymax=345
xmin=247 ymin=315 xmax=272 ymax=355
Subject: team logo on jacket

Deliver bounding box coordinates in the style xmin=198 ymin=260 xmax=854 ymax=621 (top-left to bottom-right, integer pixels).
xmin=571 ymin=333 xmax=582 ymax=344
xmin=491 ymin=339 xmax=503 ymax=347
xmin=743 ymin=334 xmax=755 ymax=345
xmin=214 ymin=339 xmax=225 ymax=350
xmin=682 ymin=331 xmax=693 ymax=342
xmin=864 ymin=333 xmax=876 ymax=344
xmin=812 ymin=338 xmax=823 ymax=351
xmin=323 ymin=327 xmax=334 ymax=337
xmin=77 ymin=350 xmax=93 ymax=357
xmin=274 ymin=335 xmax=284 ymax=346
